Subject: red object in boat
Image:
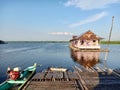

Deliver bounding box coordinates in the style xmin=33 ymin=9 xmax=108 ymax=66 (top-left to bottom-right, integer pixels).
xmin=9 ymin=71 xmax=20 ymax=80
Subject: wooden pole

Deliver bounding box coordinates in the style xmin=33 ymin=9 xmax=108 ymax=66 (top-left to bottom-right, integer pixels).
xmin=107 ymin=16 xmax=114 ymax=49
xmin=104 ymin=16 xmax=114 ymax=69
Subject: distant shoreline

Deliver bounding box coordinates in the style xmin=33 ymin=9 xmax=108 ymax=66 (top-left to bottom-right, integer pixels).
xmin=100 ymin=41 xmax=120 ymax=44
xmin=6 ymin=41 xmax=120 ymax=44
xmin=7 ymin=41 xmax=68 ymax=43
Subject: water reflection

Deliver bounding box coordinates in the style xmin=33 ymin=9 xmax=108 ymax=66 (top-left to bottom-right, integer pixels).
xmin=70 ymin=50 xmax=100 ymax=89
xmin=70 ymin=49 xmax=100 ymax=68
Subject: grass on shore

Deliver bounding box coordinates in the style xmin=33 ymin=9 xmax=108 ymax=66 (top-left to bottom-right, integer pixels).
xmin=101 ymin=41 xmax=120 ymax=44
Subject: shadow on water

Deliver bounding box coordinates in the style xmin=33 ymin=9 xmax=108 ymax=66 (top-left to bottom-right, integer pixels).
xmin=70 ymin=49 xmax=120 ymax=90
xmin=93 ymin=72 xmax=120 ymax=90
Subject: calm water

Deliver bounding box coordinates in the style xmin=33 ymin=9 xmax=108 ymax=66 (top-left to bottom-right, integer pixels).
xmin=0 ymin=42 xmax=120 ymax=83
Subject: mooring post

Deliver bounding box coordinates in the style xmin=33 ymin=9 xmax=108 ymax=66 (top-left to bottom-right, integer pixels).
xmin=104 ymin=16 xmax=114 ymax=69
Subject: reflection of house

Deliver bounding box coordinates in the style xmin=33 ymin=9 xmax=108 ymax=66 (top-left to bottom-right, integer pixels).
xmin=70 ymin=30 xmax=103 ymax=50
xmin=71 ymin=49 xmax=100 ymax=68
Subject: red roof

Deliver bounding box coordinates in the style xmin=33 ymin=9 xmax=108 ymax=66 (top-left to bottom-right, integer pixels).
xmin=70 ymin=30 xmax=103 ymax=41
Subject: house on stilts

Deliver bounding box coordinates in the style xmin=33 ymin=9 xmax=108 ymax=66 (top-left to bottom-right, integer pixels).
xmin=69 ymin=30 xmax=106 ymax=51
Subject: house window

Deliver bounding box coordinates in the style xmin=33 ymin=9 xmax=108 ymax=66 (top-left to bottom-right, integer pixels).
xmin=81 ymin=40 xmax=84 ymax=45
xmin=93 ymin=40 xmax=96 ymax=42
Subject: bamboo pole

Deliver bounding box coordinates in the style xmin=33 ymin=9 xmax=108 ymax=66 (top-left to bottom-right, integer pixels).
xmin=104 ymin=16 xmax=114 ymax=69
xmin=107 ymin=16 xmax=114 ymax=50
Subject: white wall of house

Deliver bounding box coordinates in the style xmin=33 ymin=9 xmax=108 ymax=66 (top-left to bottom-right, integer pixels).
xmin=71 ymin=39 xmax=100 ymax=49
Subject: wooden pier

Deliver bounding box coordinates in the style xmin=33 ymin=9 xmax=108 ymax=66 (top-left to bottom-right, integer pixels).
xmin=21 ymin=70 xmax=81 ymax=90
xmin=21 ymin=66 xmax=120 ymax=90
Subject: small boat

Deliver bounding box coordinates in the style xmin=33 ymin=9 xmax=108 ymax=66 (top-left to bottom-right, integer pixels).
xmin=0 ymin=63 xmax=37 ymax=90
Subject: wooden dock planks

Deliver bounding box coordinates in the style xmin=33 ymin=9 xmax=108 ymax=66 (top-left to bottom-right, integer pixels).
xmin=74 ymin=66 xmax=120 ymax=90
xmin=23 ymin=70 xmax=81 ymax=90
xmin=26 ymin=81 xmax=78 ymax=90
xmin=22 ymin=67 xmax=120 ymax=90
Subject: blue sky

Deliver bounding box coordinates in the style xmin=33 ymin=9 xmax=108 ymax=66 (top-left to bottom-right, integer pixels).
xmin=0 ymin=0 xmax=120 ymax=41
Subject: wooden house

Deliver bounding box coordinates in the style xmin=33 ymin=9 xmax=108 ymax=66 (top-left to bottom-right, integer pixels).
xmin=70 ymin=30 xmax=103 ymax=50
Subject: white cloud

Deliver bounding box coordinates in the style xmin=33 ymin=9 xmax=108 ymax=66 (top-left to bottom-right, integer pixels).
xmin=64 ymin=0 xmax=120 ymax=10
xmin=69 ymin=11 xmax=107 ymax=28
xmin=48 ymin=32 xmax=73 ymax=35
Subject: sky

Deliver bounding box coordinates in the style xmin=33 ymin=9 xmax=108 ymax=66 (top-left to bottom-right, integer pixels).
xmin=0 ymin=0 xmax=120 ymax=41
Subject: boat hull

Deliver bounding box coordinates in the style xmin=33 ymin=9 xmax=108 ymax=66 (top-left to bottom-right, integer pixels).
xmin=0 ymin=64 xmax=36 ymax=90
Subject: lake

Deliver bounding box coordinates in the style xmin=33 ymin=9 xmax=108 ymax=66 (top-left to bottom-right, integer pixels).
xmin=0 ymin=42 xmax=120 ymax=83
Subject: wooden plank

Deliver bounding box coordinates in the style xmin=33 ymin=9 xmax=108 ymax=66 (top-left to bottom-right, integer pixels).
xmin=67 ymin=71 xmax=79 ymax=80
xmin=63 ymin=72 xmax=69 ymax=81
xmin=45 ymin=71 xmax=53 ymax=80
xmin=32 ymin=73 xmax=40 ymax=79
xmin=26 ymin=81 xmax=78 ymax=90
xmin=31 ymin=72 xmax=45 ymax=80
xmin=39 ymin=72 xmax=46 ymax=80
xmin=52 ymin=71 xmax=63 ymax=80
xmin=74 ymin=66 xmax=89 ymax=90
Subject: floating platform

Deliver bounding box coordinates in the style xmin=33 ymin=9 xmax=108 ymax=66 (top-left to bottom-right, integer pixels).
xmin=20 ymin=66 xmax=120 ymax=90
xmin=69 ymin=44 xmax=109 ymax=52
